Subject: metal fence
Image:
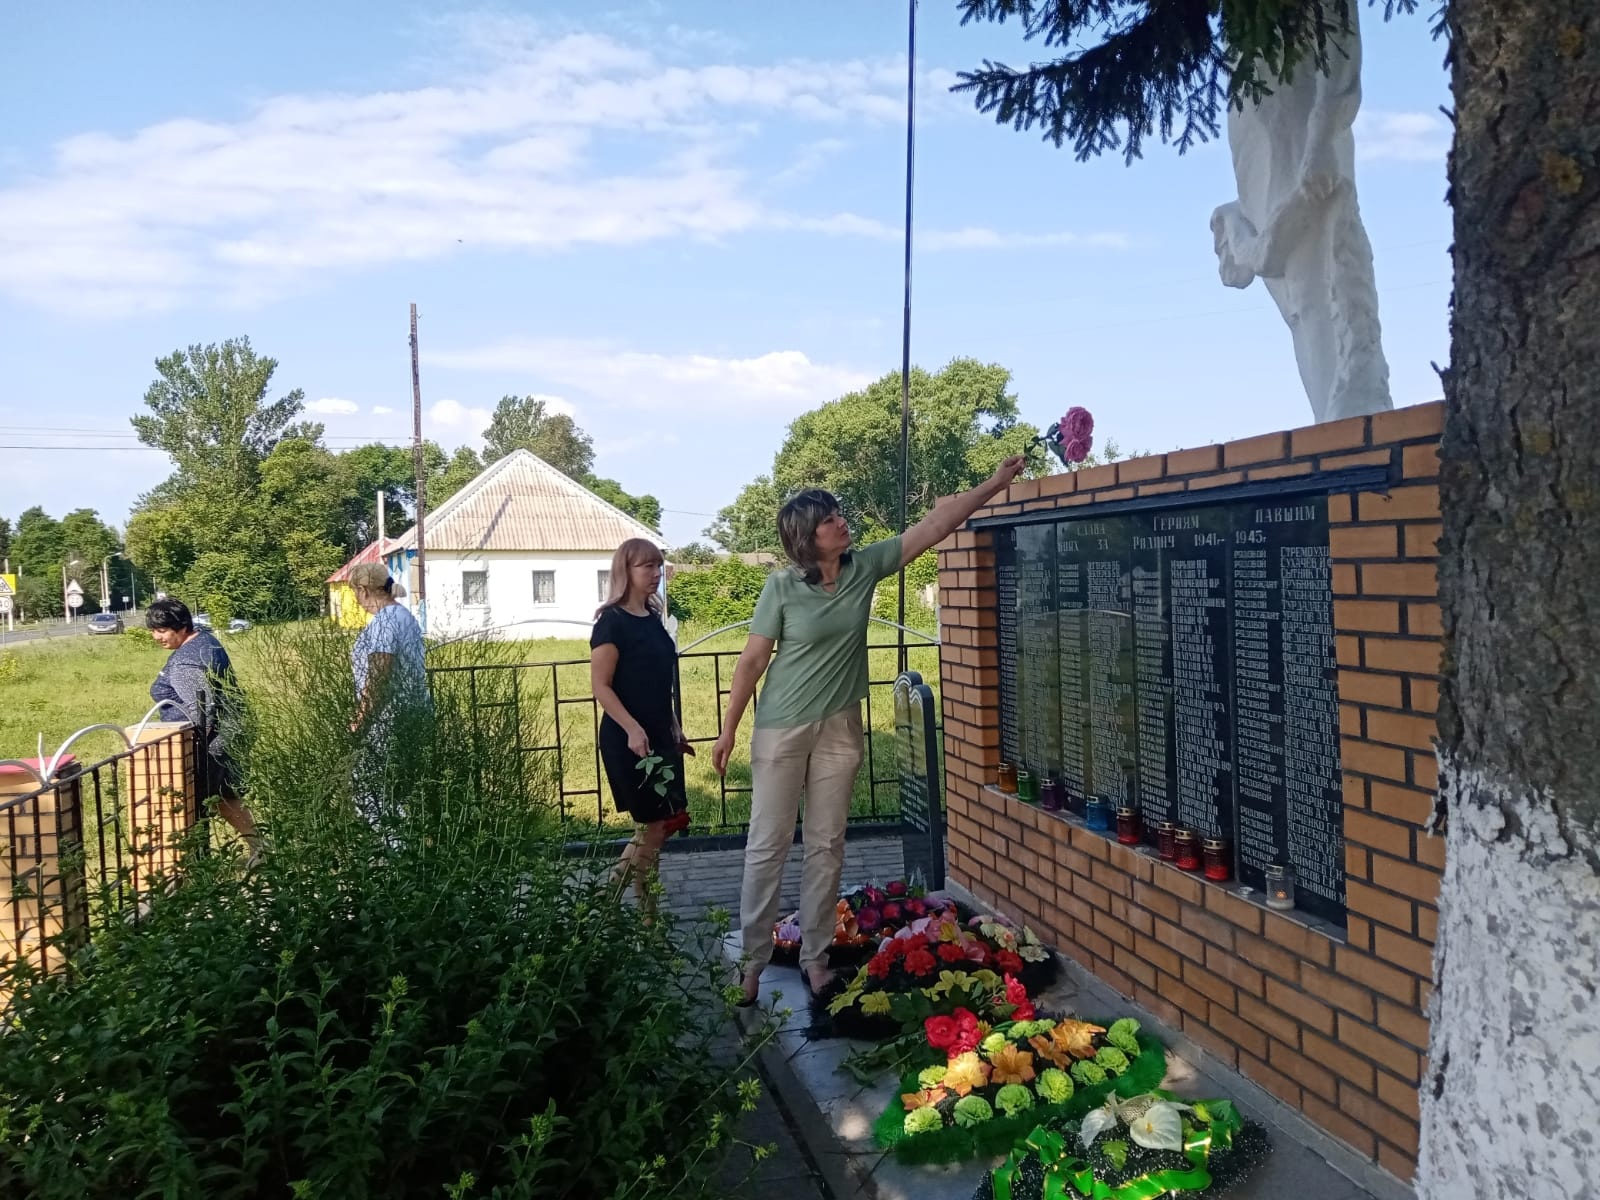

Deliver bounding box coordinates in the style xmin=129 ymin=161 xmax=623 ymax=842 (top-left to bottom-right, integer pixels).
xmin=1 ymin=716 xmax=209 ymax=1001
xmin=427 ymin=622 xmax=943 ymax=840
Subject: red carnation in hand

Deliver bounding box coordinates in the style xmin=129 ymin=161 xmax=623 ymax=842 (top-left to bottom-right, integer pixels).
xmin=996 ymin=949 xmax=1025 ymax=976
xmin=887 ymin=879 xmax=909 ymax=897
xmin=937 ymin=942 xmax=966 ymax=963
xmin=1004 ymin=974 xmax=1036 ymax=1022
xmin=925 ymin=1014 xmax=959 ymax=1050
xmin=905 ymin=948 xmax=938 ymax=977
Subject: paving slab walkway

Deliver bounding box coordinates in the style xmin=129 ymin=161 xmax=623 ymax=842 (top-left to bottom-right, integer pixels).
xmin=723 ymin=880 xmax=1415 ymax=1200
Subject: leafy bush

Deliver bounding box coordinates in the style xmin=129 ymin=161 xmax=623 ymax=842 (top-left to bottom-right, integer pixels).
xmin=0 ymin=624 xmax=771 ymax=1199
xmin=667 ymin=559 xmax=770 ymax=627
xmin=121 ymin=626 xmax=158 ymax=649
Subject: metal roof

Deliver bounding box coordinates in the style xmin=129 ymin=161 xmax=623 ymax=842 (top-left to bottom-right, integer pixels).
xmin=327 ymin=538 xmax=397 ymax=584
xmin=392 ymin=449 xmax=666 ymax=553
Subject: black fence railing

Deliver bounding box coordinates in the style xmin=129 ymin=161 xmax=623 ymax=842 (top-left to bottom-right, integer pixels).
xmin=1 ymin=720 xmax=208 ymax=1003
xmin=427 ymin=629 xmax=942 ymax=839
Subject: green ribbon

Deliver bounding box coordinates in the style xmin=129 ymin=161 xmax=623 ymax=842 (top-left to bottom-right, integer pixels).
xmin=991 ymin=1110 xmax=1234 ymax=1200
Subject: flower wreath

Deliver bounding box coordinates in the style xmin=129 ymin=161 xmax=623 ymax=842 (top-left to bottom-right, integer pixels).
xmin=771 ymin=879 xmax=949 ymax=967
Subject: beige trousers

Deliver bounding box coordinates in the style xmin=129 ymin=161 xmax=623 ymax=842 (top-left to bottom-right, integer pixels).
xmin=739 ymin=704 xmax=865 ymax=975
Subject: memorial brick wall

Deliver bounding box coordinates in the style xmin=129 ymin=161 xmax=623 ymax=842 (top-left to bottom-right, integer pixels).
xmin=935 ymin=402 xmax=1444 ymax=1181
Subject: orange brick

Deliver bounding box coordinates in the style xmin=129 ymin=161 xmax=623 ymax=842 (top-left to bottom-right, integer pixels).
xmin=1152 ymin=917 xmax=1207 ymax=966
xmin=1181 ymin=904 xmax=1239 ymax=952
xmin=1160 ymin=974 xmax=1214 ymax=1020
xmin=1302 ymin=961 xmax=1378 ymax=1021
xmin=1364 ymin=637 xmax=1441 ymax=677
xmin=1344 ymin=810 xmax=1412 ymax=860
xmin=1329 ymin=494 xmax=1353 ymax=522
xmin=1370 ymin=992 xmax=1432 ymax=1056
xmin=1264 ymin=977 xmax=1336 ymax=1035
xmin=1402 ymin=442 xmax=1440 ymax=479
xmin=1337 ymin=946 xmax=1420 ymax=1007
xmin=1414 ymin=827 xmax=1445 ymax=870
xmin=1379 ymin=1142 xmax=1418 ymax=1181
xmin=1329 ymin=525 xmax=1399 ymax=559
xmin=1248 ymin=462 xmax=1315 ymax=481
xmin=1138 ymin=480 xmax=1188 ymax=496
xmin=1343 ymin=772 xmax=1369 ymax=810
xmin=1260 ymin=912 xmax=1335 ymax=967
xmin=1346 ymin=844 xmax=1370 ymax=880
xmin=1204 ymin=941 xmax=1266 ymax=997
xmin=1340 ymin=704 xmax=1364 ymax=738
xmin=1337 ymin=634 xmax=1363 ymax=667
xmin=1239 ymin=1051 xmax=1303 ymax=1108
xmin=1339 ymin=1081 xmax=1419 ymax=1156
xmin=1237 ymin=988 xmax=1304 ymax=1046
xmin=1290 ymin=415 xmax=1369 ymax=457
xmin=1135 ymin=933 xmax=1184 ymax=978
xmin=1360 ymin=562 xmax=1437 ymax=597
xmin=1367 ymin=711 xmax=1439 ymax=752
xmin=1334 ymin=599 xmax=1400 ymax=633
xmin=1370 ymin=402 xmax=1444 ymax=443
xmin=1203 ymin=884 xmax=1264 ymax=934
xmin=1005 ymin=479 xmax=1042 ymax=503
xmin=1154 ymin=866 xmax=1205 ymax=905
xmin=1408 ymin=677 xmax=1440 ymax=714
xmin=1339 ymin=670 xmax=1404 ymax=708
xmin=1134 ymin=982 xmax=1185 ymax=1030
xmin=1300 ymin=1029 xmax=1376 ymax=1092
xmin=1377 ymin=1069 xmax=1423 ymax=1123
xmin=1358 ymin=485 xmax=1440 ymax=522
xmin=1333 ymin=564 xmax=1358 ymax=595
xmin=1113 ymin=943 xmax=1158 ymax=990
xmin=1183 ymin=1012 xmax=1241 ymax=1067
xmin=1075 ymin=463 xmax=1117 ymax=491
xmin=1319 ymin=449 xmax=1395 ymax=471
xmin=1225 ymin=431 xmax=1289 ymax=467
xmin=1369 ymin=855 xmax=1441 ymax=908
xmin=1166 ymin=444 xmax=1221 ymax=475
xmin=1212 ymin=1006 xmax=1270 ymax=1060
xmin=1116 ymin=454 xmax=1165 ymax=484
xmin=1037 ymin=471 xmax=1079 ymax=498
xmin=1189 ymin=470 xmax=1246 ymax=491
xmin=1342 ymin=738 xmax=1408 ymax=782
xmin=1233 ymin=931 xmax=1300 ymax=985
xmin=1301 ymin=1094 xmax=1379 ymax=1158
xmin=1346 ymin=880 xmax=1415 ymax=934
xmin=1411 ymin=753 xmax=1439 ymax=794
xmin=1346 ymin=915 xmax=1375 ymax=954
xmin=1407 ymin=603 xmax=1443 ymax=637
xmin=1369 ymin=781 xmax=1435 ymax=825
xmin=1404 ymin=523 xmax=1442 ymax=558
xmin=1133 ymin=880 xmax=1180 ymax=922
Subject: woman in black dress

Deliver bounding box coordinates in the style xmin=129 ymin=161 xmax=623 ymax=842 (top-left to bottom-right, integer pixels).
xmin=590 ymin=538 xmax=692 ymax=908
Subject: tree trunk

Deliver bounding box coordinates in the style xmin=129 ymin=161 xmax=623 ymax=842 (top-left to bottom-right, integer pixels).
xmin=1420 ymin=3 xmax=1600 ymax=1196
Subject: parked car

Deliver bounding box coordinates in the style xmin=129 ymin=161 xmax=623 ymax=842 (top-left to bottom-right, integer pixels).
xmin=193 ymin=612 xmax=213 ymax=630
xmin=86 ymin=612 xmax=124 ymax=636
xmin=227 ymin=618 xmax=252 ymax=634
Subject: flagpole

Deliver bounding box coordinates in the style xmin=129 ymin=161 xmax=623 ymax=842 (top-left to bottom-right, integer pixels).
xmin=895 ymin=0 xmax=917 ymax=675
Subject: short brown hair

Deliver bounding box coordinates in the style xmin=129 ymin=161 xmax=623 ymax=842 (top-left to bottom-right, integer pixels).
xmin=777 ymin=489 xmax=844 ymax=585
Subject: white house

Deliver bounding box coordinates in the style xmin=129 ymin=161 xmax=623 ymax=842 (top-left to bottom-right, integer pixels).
xmin=388 ymin=449 xmax=667 ymax=641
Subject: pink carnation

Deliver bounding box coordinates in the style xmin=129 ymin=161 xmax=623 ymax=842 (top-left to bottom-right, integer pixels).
xmin=1061 ymin=406 xmax=1094 ymax=441
xmin=1059 ymin=434 xmax=1094 ymax=464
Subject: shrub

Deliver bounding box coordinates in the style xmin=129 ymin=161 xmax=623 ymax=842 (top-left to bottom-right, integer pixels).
xmin=121 ymin=626 xmax=158 ymax=649
xmin=0 ymin=624 xmax=772 ymax=1199
xmin=667 ymin=559 xmax=770 ymax=627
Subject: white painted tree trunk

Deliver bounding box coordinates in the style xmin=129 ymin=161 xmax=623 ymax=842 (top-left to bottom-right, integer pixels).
xmin=1417 ymin=756 xmax=1600 ymax=1197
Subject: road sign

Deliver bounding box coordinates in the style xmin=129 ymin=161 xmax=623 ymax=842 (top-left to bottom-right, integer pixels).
xmin=0 ymin=596 xmax=11 ymax=614
xmin=67 ymin=595 xmax=82 ymax=609
xmin=66 ymin=580 xmax=84 ymax=597
xmin=0 ymin=574 xmax=14 ymax=596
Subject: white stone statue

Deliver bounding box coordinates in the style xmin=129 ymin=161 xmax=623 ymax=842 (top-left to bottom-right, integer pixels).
xmin=1210 ymin=8 xmax=1393 ymax=423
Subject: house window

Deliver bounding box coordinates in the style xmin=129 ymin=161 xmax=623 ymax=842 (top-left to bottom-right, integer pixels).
xmin=597 ymin=570 xmax=611 ymax=602
xmin=462 ymin=571 xmax=488 ymax=606
xmin=532 ymin=570 xmax=556 ymax=605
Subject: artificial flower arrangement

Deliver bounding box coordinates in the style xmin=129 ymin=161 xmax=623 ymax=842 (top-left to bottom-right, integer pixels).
xmin=771 ymin=878 xmax=949 ymax=968
xmin=822 ymin=909 xmax=1058 ymax=1040
xmin=872 ymin=1011 xmax=1169 ymax=1165
xmin=973 ymin=1091 xmax=1271 ymax=1200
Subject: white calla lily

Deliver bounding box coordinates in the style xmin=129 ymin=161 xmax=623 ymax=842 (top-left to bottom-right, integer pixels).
xmin=1078 ymin=1102 xmax=1119 ymax=1149
xmin=1126 ymin=1101 xmax=1188 ymax=1152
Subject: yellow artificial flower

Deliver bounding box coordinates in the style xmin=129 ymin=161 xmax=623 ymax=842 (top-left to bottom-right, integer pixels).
xmin=989 ymin=1043 xmax=1037 ymax=1085
xmin=860 ymin=991 xmax=894 ymax=1016
xmin=943 ymin=1051 xmax=993 ymax=1097
xmin=900 ymin=1086 xmax=949 ymax=1112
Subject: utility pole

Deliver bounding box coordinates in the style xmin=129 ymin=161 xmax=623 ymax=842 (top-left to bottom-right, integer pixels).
xmin=409 ymin=303 xmax=428 ymax=633
xmin=895 ymin=0 xmax=918 ymax=675
xmin=377 ymin=489 xmax=386 ymax=553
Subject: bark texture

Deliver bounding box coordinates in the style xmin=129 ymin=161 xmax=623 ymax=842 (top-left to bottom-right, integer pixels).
xmin=1423 ymin=1 xmax=1600 ymax=1195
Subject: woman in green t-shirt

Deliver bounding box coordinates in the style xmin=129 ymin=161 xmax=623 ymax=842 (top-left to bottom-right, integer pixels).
xmin=713 ymin=455 xmax=1025 ymax=1003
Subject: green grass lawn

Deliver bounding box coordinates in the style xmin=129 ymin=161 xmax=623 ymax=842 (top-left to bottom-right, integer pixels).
xmin=1 ymin=620 xmax=943 ymax=836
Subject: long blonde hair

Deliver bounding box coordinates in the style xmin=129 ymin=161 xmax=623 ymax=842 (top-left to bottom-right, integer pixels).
xmin=595 ymin=538 xmax=666 ymax=619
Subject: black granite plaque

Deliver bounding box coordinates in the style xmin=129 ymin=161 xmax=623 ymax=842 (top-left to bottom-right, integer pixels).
xmin=1166 ymin=508 xmax=1235 ymax=842
xmin=995 ymin=532 xmax=1021 ymax=767
xmin=1055 ymin=523 xmax=1089 ymax=810
xmin=1078 ymin=519 xmax=1137 ymax=808
xmin=1014 ymin=524 xmax=1060 ymax=780
xmin=896 ymin=671 xmax=946 ymax=889
xmin=1130 ymin=514 xmax=1177 ymax=835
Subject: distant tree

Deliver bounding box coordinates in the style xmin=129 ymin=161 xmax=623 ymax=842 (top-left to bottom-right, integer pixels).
xmin=585 ymin=474 xmax=661 ymax=531
xmin=481 ymin=395 xmax=595 ymax=478
xmin=12 ymin=507 xmax=64 ymax=582
xmin=0 ymin=515 xmax=11 ymax=565
xmin=427 ymin=446 xmax=485 ymax=508
xmin=706 ymin=476 xmax=783 ymax=555
xmin=669 ymin=541 xmax=720 ymax=565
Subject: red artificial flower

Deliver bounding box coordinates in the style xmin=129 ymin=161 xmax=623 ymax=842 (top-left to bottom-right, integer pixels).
xmin=937 ymin=942 xmax=967 ymax=963
xmin=955 ymin=1007 xmax=979 ymax=1033
xmin=1004 ymin=974 xmax=1036 ymax=1022
xmin=951 ymin=1007 xmax=981 ymax=1054
xmin=996 ymin=950 xmax=1025 ymax=976
xmin=904 ymin=899 xmax=927 ymax=918
xmin=904 ymin=948 xmax=938 ymax=977
xmin=857 ymin=906 xmax=884 ymax=933
xmin=887 ymin=879 xmax=909 ymax=897
xmin=882 ymin=902 xmax=903 ymax=923
xmin=867 ymin=952 xmax=893 ymax=980
xmin=925 ymin=1015 xmax=959 ymax=1050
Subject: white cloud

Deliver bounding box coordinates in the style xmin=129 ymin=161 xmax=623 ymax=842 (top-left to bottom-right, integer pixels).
xmin=0 ymin=23 xmax=1131 ymax=316
xmin=424 ymin=339 xmax=871 ymax=418
xmin=306 ymin=396 xmax=360 ymax=415
xmin=428 ymin=398 xmax=493 ymax=441
xmin=1356 ymin=110 xmax=1449 ymax=163
xmin=780 ymin=213 xmax=1131 ymax=251
xmin=371 ymin=405 xmax=395 ymax=415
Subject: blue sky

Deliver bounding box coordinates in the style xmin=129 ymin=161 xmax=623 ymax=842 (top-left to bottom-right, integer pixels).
xmin=0 ymin=2 xmax=1452 ymax=548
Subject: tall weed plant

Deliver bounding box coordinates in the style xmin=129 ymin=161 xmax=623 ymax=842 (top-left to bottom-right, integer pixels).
xmin=0 ymin=623 xmax=772 ymax=1199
